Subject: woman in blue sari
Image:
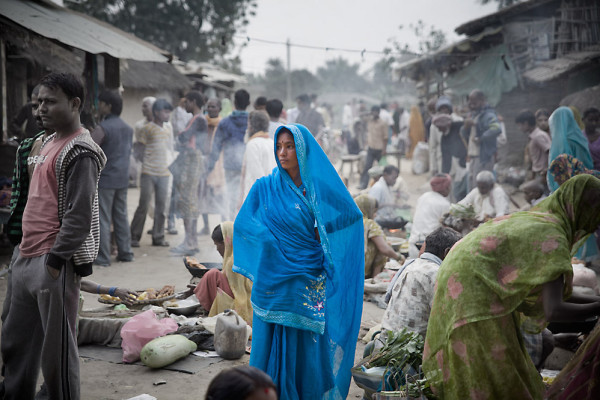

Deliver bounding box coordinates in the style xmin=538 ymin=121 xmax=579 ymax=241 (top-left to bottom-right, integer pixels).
xmin=233 ymin=124 xmax=364 ymax=399
xmin=547 ymin=106 xmax=597 ymax=262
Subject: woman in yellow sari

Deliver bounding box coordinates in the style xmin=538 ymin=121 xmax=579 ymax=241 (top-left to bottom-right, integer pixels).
xmin=408 ymin=105 xmax=425 ymax=159
xmin=355 ymin=194 xmax=402 ymax=278
xmin=194 ymin=221 xmax=253 ymax=324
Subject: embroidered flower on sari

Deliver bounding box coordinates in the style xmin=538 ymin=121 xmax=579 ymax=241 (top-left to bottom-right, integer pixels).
xmin=302 ymin=273 xmax=326 ymax=318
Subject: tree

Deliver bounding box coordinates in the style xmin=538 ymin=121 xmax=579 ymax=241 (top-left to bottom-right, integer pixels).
xmin=68 ymin=0 xmax=257 ymax=66
xmin=316 ymin=58 xmax=370 ymax=93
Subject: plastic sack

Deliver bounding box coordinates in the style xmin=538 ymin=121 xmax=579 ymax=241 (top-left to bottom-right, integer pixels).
xmin=411 ymin=142 xmax=429 ymax=175
xmin=120 ymin=310 xmax=178 ymax=363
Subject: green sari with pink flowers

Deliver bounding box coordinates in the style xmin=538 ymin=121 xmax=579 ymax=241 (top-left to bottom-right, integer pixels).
xmin=422 ymin=175 xmax=600 ymax=399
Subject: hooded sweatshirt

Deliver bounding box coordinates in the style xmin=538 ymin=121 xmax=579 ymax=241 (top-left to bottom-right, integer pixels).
xmin=208 ymin=110 xmax=248 ymax=172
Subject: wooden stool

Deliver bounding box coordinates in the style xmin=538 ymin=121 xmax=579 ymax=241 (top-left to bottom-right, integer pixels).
xmin=339 ymin=154 xmax=362 ymax=184
xmin=384 ymin=150 xmax=402 ymax=172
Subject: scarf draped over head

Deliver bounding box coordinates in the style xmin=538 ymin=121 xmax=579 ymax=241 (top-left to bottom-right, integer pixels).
xmin=430 ymin=173 xmax=452 ymax=194
xmin=547 ymin=107 xmax=593 ymax=192
xmin=424 ymin=175 xmax=600 ymax=380
xmin=233 ymin=123 xmax=364 ymax=398
xmin=355 ymin=194 xmax=377 ymax=220
xmin=549 ymin=154 xmax=600 ymax=187
xmin=208 ymin=221 xmax=253 ymax=324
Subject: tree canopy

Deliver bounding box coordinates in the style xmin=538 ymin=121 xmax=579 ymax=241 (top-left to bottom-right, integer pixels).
xmin=68 ymin=0 xmax=256 ymax=67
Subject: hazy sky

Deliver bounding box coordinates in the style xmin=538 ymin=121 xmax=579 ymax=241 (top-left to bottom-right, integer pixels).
xmin=236 ymin=0 xmax=498 ymax=75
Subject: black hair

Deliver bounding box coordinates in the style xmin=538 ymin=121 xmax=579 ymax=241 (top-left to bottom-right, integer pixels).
xmin=424 ymin=227 xmax=462 ymax=260
xmin=211 ymin=224 xmax=223 ymax=243
xmin=185 ymin=90 xmax=205 ymax=109
xmin=98 ymin=90 xmax=123 ymax=116
xmin=583 ymin=107 xmax=600 ymax=120
xmin=31 ymin=84 xmax=41 ymax=98
xmin=152 ymin=98 xmax=173 ymax=116
xmin=380 ymin=103 xmax=388 ymax=109
xmin=515 ymin=110 xmax=536 ymax=126
xmin=535 ymin=108 xmax=550 ymax=118
xmin=371 ymin=105 xmax=380 ymax=113
xmin=254 ymin=96 xmax=267 ymax=108
xmin=296 ymin=94 xmax=310 ymax=104
xmin=383 ymin=165 xmax=399 ymax=175
xmin=234 ymin=89 xmax=250 ymax=110
xmin=39 ymin=72 xmax=85 ymax=112
xmin=266 ymin=99 xmax=283 ymax=119
xmin=205 ymin=365 xmax=277 ymax=400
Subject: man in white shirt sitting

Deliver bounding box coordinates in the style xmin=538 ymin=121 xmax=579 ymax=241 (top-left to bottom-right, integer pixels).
xmin=458 ymin=170 xmax=509 ymax=221
xmin=382 ymin=227 xmax=462 ymax=337
xmin=408 ymin=174 xmax=452 ymax=258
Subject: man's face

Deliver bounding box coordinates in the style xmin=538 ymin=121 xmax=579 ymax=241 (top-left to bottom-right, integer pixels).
xmin=438 ymin=105 xmax=451 ymax=115
xmin=142 ymin=101 xmax=153 ymax=119
xmin=371 ymin=109 xmax=379 ymax=119
xmin=583 ymin=112 xmax=600 ymax=135
xmin=516 ymin=122 xmax=530 ymax=134
xmin=524 ymin=189 xmax=541 ymax=204
xmin=384 ymin=171 xmax=399 ymax=187
xmin=477 ymin=181 xmax=493 ymax=196
xmin=37 ymin=85 xmax=78 ymax=131
xmin=97 ymin=100 xmax=111 ymax=117
xmin=183 ymin=98 xmax=194 ymax=114
xmin=468 ymin=92 xmax=484 ymax=111
xmin=206 ymin=100 xmax=221 ymax=118
xmin=154 ymin=109 xmax=171 ymax=124
xmin=297 ymin=100 xmax=309 ymax=112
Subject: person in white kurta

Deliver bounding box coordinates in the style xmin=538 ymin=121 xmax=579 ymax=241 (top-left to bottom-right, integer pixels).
xmin=409 ymin=174 xmax=452 ymax=258
xmin=239 ymin=111 xmax=276 ymax=207
xmin=458 ymin=170 xmax=509 ymax=221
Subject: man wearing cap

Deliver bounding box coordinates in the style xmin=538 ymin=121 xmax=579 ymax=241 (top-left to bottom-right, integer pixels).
xmin=408 ymin=173 xmax=452 ymax=258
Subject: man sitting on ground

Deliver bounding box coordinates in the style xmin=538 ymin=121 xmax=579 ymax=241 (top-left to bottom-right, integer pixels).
xmin=520 ymin=180 xmax=547 ymax=211
xmin=369 ymin=165 xmax=405 ymax=227
xmin=382 ymin=227 xmax=462 ymax=337
xmin=408 ymin=174 xmax=452 ymax=258
xmin=458 ymin=170 xmax=509 ymax=221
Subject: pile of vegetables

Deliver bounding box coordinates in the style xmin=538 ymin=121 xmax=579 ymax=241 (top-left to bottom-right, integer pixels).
xmin=363 ymin=329 xmax=435 ymax=399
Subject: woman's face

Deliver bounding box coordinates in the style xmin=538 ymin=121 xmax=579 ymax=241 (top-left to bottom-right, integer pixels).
xmin=276 ymin=131 xmax=299 ymax=175
xmin=213 ymin=239 xmax=225 ymax=258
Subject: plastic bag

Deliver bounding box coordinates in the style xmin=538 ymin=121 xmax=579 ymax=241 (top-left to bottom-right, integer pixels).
xmin=120 ymin=310 xmax=178 ymax=363
xmin=411 ymin=142 xmax=429 ymax=175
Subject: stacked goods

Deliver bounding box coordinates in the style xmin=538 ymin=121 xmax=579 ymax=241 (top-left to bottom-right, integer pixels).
xmin=100 ymin=285 xmax=176 ymax=303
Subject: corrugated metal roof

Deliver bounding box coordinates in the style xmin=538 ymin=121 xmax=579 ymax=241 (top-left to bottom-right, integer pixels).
xmin=522 ymin=50 xmax=600 ymax=83
xmin=1 ymin=0 xmax=168 ymax=62
xmin=455 ymin=0 xmax=558 ymax=36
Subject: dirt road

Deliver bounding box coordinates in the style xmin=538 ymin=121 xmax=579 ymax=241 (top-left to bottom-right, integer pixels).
xmin=0 ymin=157 xmax=429 ymax=399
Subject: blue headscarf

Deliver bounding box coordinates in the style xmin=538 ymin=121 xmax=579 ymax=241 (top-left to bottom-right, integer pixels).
xmin=234 ymin=124 xmax=364 ymax=398
xmin=547 ymin=106 xmax=593 ymax=192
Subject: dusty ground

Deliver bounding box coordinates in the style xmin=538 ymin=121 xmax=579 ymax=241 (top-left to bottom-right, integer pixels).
xmin=0 ymin=156 xmax=525 ymax=399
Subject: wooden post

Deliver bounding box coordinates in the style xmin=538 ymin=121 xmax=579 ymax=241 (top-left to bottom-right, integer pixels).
xmin=104 ymin=55 xmax=120 ymax=90
xmin=0 ymin=38 xmax=6 ymax=143
xmin=83 ymin=52 xmax=98 ymax=128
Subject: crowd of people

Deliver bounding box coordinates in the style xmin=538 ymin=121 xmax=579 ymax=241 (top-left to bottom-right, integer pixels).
xmin=2 ymin=69 xmax=600 ymax=400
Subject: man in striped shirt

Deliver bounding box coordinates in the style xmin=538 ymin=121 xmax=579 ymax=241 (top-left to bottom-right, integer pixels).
xmin=130 ymin=99 xmax=173 ymax=247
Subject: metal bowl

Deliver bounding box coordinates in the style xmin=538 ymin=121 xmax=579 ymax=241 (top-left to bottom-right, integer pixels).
xmin=183 ymin=258 xmax=222 ymax=278
xmin=166 ymin=304 xmax=200 ymax=316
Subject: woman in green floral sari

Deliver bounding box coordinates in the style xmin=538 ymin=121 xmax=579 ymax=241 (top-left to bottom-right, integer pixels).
xmin=423 ymin=175 xmax=600 ymax=399
xmin=355 ymin=194 xmax=402 ymax=278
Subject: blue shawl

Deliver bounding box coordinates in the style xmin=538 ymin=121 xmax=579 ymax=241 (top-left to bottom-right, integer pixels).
xmin=547 ymin=107 xmax=593 ymax=192
xmin=233 ymin=124 xmax=364 ymax=398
